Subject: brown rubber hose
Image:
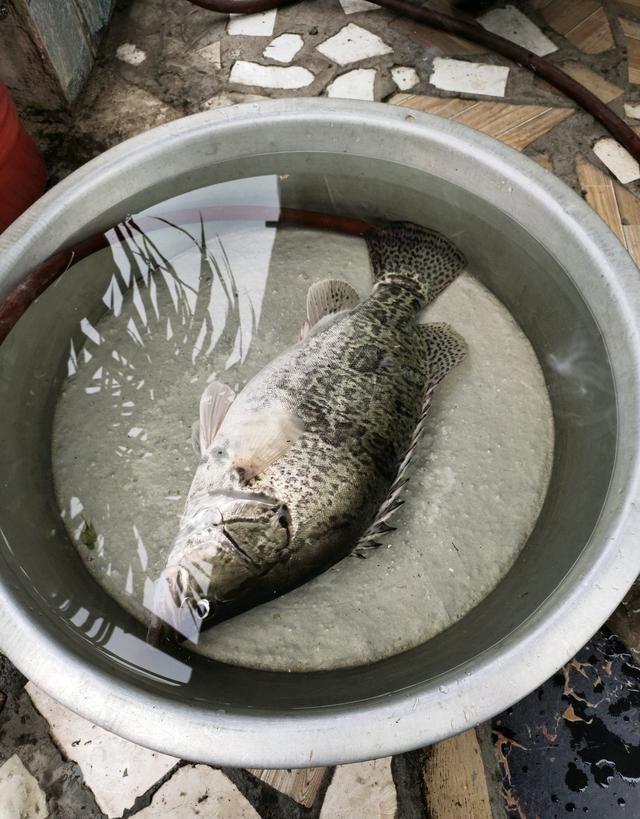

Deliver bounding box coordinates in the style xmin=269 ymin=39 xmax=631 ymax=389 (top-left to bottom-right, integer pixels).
xmin=184 ymin=0 xmax=640 ymax=163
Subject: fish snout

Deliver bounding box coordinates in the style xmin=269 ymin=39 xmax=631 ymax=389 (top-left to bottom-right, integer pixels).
xmin=145 ymin=564 xmax=212 ymax=647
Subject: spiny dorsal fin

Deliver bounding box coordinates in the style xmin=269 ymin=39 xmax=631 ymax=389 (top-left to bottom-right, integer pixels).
xmin=421 ymin=322 xmax=467 ymax=390
xmin=300 ymin=279 xmax=359 ymax=340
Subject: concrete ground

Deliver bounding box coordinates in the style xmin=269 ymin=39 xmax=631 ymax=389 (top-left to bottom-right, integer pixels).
xmin=1 ymin=0 xmax=640 ymax=816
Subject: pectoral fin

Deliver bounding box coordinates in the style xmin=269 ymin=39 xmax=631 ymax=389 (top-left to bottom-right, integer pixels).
xmin=231 ymin=404 xmax=304 ymax=483
xmin=195 ymin=380 xmax=235 ymax=455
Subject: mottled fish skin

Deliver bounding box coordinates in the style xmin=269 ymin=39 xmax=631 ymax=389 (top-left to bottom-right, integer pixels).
xmin=147 ymin=223 xmax=466 ymax=644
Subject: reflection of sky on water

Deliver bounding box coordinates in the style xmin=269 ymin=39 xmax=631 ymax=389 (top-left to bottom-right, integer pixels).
xmin=63 ymin=603 xmax=191 ymax=683
xmin=59 ymin=175 xmax=280 ymax=639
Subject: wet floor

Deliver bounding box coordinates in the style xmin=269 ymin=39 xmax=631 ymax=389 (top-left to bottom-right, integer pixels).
xmin=494 ymin=629 xmax=640 ymax=817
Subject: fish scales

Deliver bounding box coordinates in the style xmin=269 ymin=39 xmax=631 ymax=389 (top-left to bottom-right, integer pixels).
xmin=147 ymin=222 xmax=467 ymax=645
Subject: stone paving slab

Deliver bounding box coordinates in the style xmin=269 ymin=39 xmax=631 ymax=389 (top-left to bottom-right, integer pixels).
xmin=0 ymin=754 xmax=48 ymax=819
xmin=26 ymin=684 xmax=178 ymax=818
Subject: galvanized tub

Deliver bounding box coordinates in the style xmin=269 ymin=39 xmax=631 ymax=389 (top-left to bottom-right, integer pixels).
xmin=0 ymin=99 xmax=639 ymax=768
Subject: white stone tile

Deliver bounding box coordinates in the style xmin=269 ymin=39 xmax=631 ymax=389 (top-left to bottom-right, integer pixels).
xmin=391 ymin=66 xmax=419 ymax=91
xmin=625 ymin=102 xmax=640 ymax=119
xmin=198 ymin=41 xmax=221 ymax=69
xmin=116 ymin=43 xmax=147 ymax=66
xmin=26 ymin=683 xmax=178 ymax=818
xmin=228 ymin=11 xmax=277 ymax=36
xmin=263 ymin=33 xmax=304 ymax=64
xmin=316 ymin=23 xmax=392 ymax=66
xmin=327 ymin=68 xmax=376 ymax=100
xmin=0 ymin=755 xmax=48 ymax=819
xmin=478 ymin=5 xmax=557 ymax=57
xmin=430 ymin=57 xmax=509 ymax=97
xmin=136 ymin=765 xmax=259 ymax=818
xmin=593 ymin=138 xmax=640 ymax=184
xmin=320 ymin=758 xmax=397 ymax=818
xmin=202 ymin=92 xmax=269 ymax=110
xmin=339 ymin=0 xmax=380 ymax=13
xmin=230 ymin=61 xmax=314 ymax=89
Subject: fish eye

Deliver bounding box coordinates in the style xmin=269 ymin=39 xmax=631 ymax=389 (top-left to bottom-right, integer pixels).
xmin=195 ymin=599 xmax=210 ymax=619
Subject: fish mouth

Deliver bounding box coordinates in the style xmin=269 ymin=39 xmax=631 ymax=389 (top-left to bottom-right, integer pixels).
xmin=146 ymin=496 xmax=291 ymax=648
xmin=146 ymin=597 xmax=202 ymax=648
xmin=146 ymin=564 xmax=213 ymax=648
xmin=146 ymin=614 xmax=181 ymax=648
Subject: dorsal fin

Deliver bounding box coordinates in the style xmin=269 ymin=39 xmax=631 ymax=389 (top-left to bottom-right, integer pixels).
xmin=300 ymin=279 xmax=359 ymax=340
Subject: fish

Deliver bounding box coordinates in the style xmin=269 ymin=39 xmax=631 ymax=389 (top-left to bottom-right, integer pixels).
xmin=147 ymin=222 xmax=466 ymax=646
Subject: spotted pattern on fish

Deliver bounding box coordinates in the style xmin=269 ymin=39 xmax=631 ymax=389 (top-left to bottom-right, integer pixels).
xmin=149 ymin=223 xmax=467 ymax=641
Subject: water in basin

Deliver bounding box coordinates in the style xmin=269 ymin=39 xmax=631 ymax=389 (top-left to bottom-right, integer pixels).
xmin=46 ymin=172 xmax=554 ymax=672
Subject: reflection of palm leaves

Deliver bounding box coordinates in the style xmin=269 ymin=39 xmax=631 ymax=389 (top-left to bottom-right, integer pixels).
xmin=70 ymin=215 xmax=257 ymax=453
xmin=65 ymin=216 xmax=258 ymax=610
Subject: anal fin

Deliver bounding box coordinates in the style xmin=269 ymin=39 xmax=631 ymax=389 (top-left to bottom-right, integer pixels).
xmin=354 ymin=323 xmax=465 ymax=558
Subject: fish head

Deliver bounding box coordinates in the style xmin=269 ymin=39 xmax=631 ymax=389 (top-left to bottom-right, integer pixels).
xmin=146 ymin=496 xmax=291 ymax=647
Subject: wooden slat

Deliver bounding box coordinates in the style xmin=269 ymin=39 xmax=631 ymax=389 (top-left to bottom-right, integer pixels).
xmin=618 ymin=0 xmax=640 ymax=15
xmin=452 ymin=102 xmax=545 ymax=138
xmin=576 ymin=155 xmax=625 ymax=243
xmin=499 ymin=108 xmax=574 ymax=150
xmin=623 ymin=223 xmax=640 ymax=264
xmin=619 ymin=16 xmax=640 ymax=37
xmin=568 ymin=7 xmax=615 ymax=54
xmin=388 ymin=94 xmax=476 ymax=118
xmin=532 ymin=152 xmax=554 ymax=172
xmin=576 ymin=154 xmax=640 ymax=265
xmin=542 ymin=0 xmax=600 ymax=34
xmin=542 ymin=0 xmax=614 ymax=54
xmin=559 ymin=61 xmax=623 ymax=102
xmin=248 ymin=767 xmax=326 ymax=808
xmin=615 ymin=181 xmax=640 ymax=224
xmin=620 ymin=17 xmax=640 ymax=84
xmin=389 ymin=94 xmax=573 ymax=151
xmin=423 ymin=729 xmax=492 ymax=819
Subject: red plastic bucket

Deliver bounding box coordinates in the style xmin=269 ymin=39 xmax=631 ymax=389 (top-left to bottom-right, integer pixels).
xmin=0 ymin=80 xmax=47 ymax=234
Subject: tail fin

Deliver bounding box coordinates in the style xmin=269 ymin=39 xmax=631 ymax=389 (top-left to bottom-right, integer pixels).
xmin=365 ymin=222 xmax=465 ymax=305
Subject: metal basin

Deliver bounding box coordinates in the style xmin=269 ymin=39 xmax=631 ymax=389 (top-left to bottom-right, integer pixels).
xmin=1 ymin=99 xmax=639 ymax=768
